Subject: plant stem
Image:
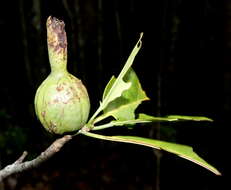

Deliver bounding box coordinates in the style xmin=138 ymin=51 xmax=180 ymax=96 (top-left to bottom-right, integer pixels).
xmin=88 ymin=105 xmax=104 ymax=124
xmin=92 ymin=122 xmax=116 ymax=130
xmin=92 ymin=120 xmax=151 ymax=131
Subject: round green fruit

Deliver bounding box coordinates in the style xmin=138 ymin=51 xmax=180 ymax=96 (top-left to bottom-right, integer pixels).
xmin=35 ymin=72 xmax=90 ymax=134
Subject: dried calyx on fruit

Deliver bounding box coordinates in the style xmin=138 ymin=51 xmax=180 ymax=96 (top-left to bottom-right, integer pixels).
xmin=34 ymin=16 xmax=90 ymax=134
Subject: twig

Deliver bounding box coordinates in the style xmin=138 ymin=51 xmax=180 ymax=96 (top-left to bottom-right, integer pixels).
xmin=13 ymin=151 xmax=28 ymax=165
xmin=0 ymin=135 xmax=72 ymax=182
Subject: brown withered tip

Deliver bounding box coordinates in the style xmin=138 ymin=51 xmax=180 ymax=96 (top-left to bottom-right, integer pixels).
xmin=46 ymin=16 xmax=67 ymax=53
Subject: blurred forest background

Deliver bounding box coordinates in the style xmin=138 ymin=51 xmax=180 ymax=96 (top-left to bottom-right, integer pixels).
xmin=0 ymin=0 xmax=227 ymax=189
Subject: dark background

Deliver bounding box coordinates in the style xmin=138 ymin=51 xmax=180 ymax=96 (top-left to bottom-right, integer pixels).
xmin=0 ymin=0 xmax=227 ymax=189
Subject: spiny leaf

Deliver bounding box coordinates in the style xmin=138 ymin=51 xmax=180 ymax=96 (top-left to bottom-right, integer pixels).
xmin=81 ymin=131 xmax=221 ymax=176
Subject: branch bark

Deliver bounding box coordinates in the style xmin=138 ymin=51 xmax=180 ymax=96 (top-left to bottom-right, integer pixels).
xmin=0 ymin=135 xmax=72 ymax=182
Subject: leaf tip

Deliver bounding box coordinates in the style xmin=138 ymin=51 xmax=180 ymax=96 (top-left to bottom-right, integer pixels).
xmin=136 ymin=33 xmax=143 ymax=48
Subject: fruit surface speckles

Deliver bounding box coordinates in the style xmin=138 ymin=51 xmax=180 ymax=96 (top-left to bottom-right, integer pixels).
xmin=35 ymin=73 xmax=90 ymax=134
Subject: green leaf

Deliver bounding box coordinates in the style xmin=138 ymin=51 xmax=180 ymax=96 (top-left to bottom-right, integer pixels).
xmin=93 ymin=118 xmax=152 ymax=131
xmin=81 ymin=131 xmax=221 ymax=176
xmin=102 ymin=76 xmax=131 ymax=107
xmin=95 ymin=69 xmax=149 ymax=123
xmin=88 ymin=33 xmax=143 ymax=123
xmin=101 ymin=33 xmax=143 ymax=108
xmin=138 ymin=113 xmax=178 ymax=122
xmin=166 ymin=115 xmax=213 ymax=122
xmin=92 ymin=113 xmax=212 ymax=131
xmin=102 ymin=76 xmax=116 ymax=100
xmin=138 ymin=114 xmax=213 ymax=122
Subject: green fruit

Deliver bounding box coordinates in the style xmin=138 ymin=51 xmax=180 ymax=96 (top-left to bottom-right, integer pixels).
xmin=34 ymin=16 xmax=90 ymax=134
